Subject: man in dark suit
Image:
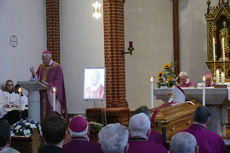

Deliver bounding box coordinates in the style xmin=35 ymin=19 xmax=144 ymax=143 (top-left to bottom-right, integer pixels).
xmin=39 ymin=114 xmax=66 ymax=153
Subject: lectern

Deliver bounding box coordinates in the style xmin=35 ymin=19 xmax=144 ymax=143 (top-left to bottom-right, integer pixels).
xmin=17 ymin=81 xmax=49 ymax=122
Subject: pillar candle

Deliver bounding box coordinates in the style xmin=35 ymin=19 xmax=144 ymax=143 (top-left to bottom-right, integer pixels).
xmin=18 ymin=87 xmax=22 ymax=111
xmin=150 ymin=77 xmax=154 ymax=108
xmin=202 ymin=76 xmax=206 ymax=106
xmin=222 ymin=38 xmax=225 ymax=62
xmin=216 ymin=69 xmax=220 ymax=84
xmin=52 ymin=87 xmax=56 ymax=111
xmin=221 ymin=72 xmax=225 ymax=85
xmin=213 ymin=38 xmax=216 ymax=62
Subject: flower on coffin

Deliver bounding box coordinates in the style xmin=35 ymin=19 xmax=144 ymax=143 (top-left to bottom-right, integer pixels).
xmin=157 ymin=63 xmax=178 ymax=88
xmin=89 ymin=121 xmax=104 ymax=133
xmin=11 ymin=118 xmax=42 ymax=137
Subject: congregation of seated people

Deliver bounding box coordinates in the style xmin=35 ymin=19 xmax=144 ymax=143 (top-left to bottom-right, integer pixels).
xmin=0 ymin=80 xmax=28 ymax=125
xmin=1 ymin=105 xmax=227 ymax=153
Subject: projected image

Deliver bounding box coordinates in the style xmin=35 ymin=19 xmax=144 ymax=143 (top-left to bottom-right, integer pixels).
xmin=83 ymin=68 xmax=105 ymax=100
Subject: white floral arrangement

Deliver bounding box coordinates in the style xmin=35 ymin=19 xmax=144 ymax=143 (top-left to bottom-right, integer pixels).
xmin=11 ymin=118 xmax=42 ymax=137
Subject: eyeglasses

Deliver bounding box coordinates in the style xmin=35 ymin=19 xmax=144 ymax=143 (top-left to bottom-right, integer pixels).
xmin=7 ymin=84 xmax=13 ymax=86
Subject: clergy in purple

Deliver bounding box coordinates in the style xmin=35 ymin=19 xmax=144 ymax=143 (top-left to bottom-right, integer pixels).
xmin=30 ymin=51 xmax=68 ymax=119
xmin=63 ymin=116 xmax=103 ymax=153
xmin=182 ymin=106 xmax=227 ymax=153
xmin=170 ymin=132 xmax=198 ymax=153
xmin=99 ymin=123 xmax=129 ymax=153
xmin=133 ymin=106 xmax=167 ymax=148
xmin=178 ymin=71 xmax=195 ymax=87
xmin=128 ymin=113 xmax=168 ymax=153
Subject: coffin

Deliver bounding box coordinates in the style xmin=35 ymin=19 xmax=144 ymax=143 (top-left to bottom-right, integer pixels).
xmin=153 ymin=100 xmax=201 ymax=140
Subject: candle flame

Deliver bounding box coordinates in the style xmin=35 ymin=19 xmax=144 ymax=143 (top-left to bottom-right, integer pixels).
xmin=150 ymin=77 xmax=154 ymax=82
xmin=52 ymin=87 xmax=56 ymax=93
xmin=18 ymin=87 xmax=22 ymax=94
xmin=203 ymin=76 xmax=206 ymax=82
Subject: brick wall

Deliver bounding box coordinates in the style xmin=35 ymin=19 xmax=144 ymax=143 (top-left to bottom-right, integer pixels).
xmin=46 ymin=0 xmax=128 ymax=108
xmin=46 ymin=0 xmax=60 ymax=63
xmin=103 ymin=0 xmax=128 ymax=108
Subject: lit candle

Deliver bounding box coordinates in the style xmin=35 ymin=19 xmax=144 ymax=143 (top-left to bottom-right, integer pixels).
xmin=18 ymin=87 xmax=22 ymax=111
xmin=52 ymin=87 xmax=56 ymax=111
xmin=202 ymin=76 xmax=206 ymax=106
xmin=150 ymin=76 xmax=154 ymax=108
xmin=213 ymin=38 xmax=216 ymax=62
xmin=216 ymin=69 xmax=220 ymax=84
xmin=222 ymin=38 xmax=225 ymax=62
xmin=221 ymin=72 xmax=225 ymax=85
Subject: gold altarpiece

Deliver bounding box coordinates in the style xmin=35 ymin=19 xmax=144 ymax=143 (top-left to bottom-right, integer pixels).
xmin=205 ymin=0 xmax=230 ymax=81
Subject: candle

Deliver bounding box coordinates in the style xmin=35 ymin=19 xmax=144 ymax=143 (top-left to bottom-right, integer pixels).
xmin=129 ymin=41 xmax=133 ymax=48
xmin=52 ymin=87 xmax=56 ymax=111
xmin=202 ymin=76 xmax=206 ymax=106
xmin=18 ymin=87 xmax=22 ymax=111
xmin=213 ymin=38 xmax=216 ymax=62
xmin=221 ymin=72 xmax=225 ymax=85
xmin=222 ymin=38 xmax=225 ymax=62
xmin=150 ymin=77 xmax=154 ymax=108
xmin=216 ymin=69 xmax=220 ymax=84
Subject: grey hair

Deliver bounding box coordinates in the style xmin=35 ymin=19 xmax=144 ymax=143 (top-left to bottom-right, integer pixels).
xmin=99 ymin=123 xmax=128 ymax=153
xmin=170 ymin=132 xmax=197 ymax=153
xmin=0 ymin=147 xmax=20 ymax=153
xmin=129 ymin=113 xmax=150 ymax=138
xmin=179 ymin=72 xmax=188 ymax=78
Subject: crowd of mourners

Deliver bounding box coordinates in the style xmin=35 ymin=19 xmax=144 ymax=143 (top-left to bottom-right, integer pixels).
xmin=0 ymin=104 xmax=227 ymax=153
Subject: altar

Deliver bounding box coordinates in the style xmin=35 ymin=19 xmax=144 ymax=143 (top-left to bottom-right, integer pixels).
xmin=154 ymin=88 xmax=228 ymax=137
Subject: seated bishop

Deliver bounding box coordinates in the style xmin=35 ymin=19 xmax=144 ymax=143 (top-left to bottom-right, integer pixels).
xmin=178 ymin=72 xmax=195 ymax=88
xmin=62 ymin=116 xmax=103 ymax=153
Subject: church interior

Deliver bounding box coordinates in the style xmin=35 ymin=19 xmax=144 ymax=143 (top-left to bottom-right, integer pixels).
xmin=2 ymin=0 xmax=230 ymax=152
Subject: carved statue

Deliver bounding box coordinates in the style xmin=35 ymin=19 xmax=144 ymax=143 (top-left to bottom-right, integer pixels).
xmin=219 ymin=21 xmax=230 ymax=60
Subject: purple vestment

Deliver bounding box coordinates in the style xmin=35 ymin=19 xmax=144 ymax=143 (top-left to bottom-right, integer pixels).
xmin=128 ymin=130 xmax=167 ymax=148
xmin=178 ymin=81 xmax=195 ymax=87
xmin=62 ymin=137 xmax=103 ymax=153
xmin=127 ymin=137 xmax=168 ymax=153
xmin=148 ymin=130 xmax=167 ymax=148
xmin=36 ymin=62 xmax=68 ymax=119
xmin=183 ymin=124 xmax=227 ymax=153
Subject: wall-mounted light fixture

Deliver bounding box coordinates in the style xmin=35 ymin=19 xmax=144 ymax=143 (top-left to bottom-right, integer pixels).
xmin=92 ymin=1 xmax=101 ymax=19
xmin=121 ymin=41 xmax=135 ymax=55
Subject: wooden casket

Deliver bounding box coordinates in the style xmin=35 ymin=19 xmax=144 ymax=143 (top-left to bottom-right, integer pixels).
xmin=153 ymin=100 xmax=201 ymax=140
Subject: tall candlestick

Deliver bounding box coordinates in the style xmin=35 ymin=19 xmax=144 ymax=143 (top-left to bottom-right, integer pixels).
xmin=213 ymin=38 xmax=216 ymax=62
xmin=202 ymin=76 xmax=206 ymax=106
xmin=222 ymin=38 xmax=225 ymax=62
xmin=150 ymin=77 xmax=154 ymax=108
xmin=52 ymin=87 xmax=56 ymax=111
xmin=18 ymin=87 xmax=22 ymax=111
xmin=216 ymin=69 xmax=220 ymax=84
xmin=221 ymin=72 xmax=225 ymax=85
